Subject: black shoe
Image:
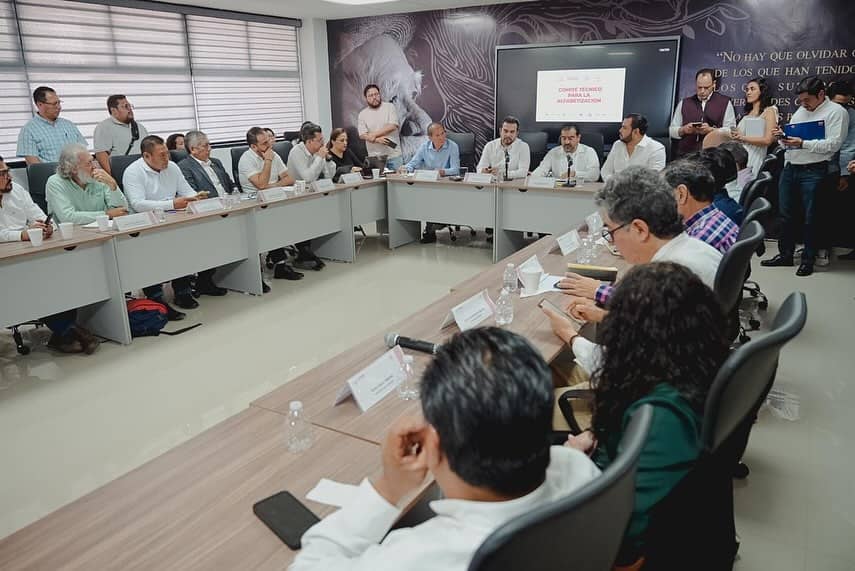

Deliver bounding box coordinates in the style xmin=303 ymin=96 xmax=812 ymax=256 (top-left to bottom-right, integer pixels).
xmin=163 ymin=302 xmax=186 ymax=321
xmin=174 ymin=293 xmax=199 ymax=309
xmin=262 ymin=281 xmax=271 ymax=293
xmin=732 ymin=462 xmax=750 ymax=480
xmin=796 ymin=262 xmax=814 ymax=276
xmin=194 ymin=282 xmax=228 ymax=297
xmin=420 ymin=232 xmax=437 ymax=244
xmin=274 ymin=263 xmax=304 ymax=280
xmin=760 ymin=253 xmax=794 ymax=267
xmin=294 ymin=256 xmax=324 ymax=271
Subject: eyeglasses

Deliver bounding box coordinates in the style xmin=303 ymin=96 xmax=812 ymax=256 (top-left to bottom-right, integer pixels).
xmin=601 ymin=222 xmax=629 ymax=243
xmin=41 ymin=99 xmax=62 ymax=107
xmin=118 ymin=104 xmax=134 ymax=110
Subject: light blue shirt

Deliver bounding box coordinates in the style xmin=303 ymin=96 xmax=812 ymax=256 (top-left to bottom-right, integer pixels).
xmin=404 ymin=139 xmax=460 ymax=176
xmin=17 ymin=114 xmax=86 ymax=162
xmin=835 ymin=107 xmax=855 ymax=175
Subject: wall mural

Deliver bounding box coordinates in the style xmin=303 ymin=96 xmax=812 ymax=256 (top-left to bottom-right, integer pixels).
xmin=328 ymin=0 xmax=855 ymax=160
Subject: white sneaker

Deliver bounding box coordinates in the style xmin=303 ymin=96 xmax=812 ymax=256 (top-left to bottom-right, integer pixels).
xmin=816 ymin=249 xmax=830 ymax=267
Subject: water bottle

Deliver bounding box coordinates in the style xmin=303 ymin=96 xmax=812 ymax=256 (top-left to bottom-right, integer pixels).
xmin=285 ymin=401 xmax=314 ymax=453
xmin=397 ymin=355 xmax=419 ymax=400
xmin=495 ymin=288 xmax=514 ymax=326
xmin=502 ymin=263 xmax=518 ymax=293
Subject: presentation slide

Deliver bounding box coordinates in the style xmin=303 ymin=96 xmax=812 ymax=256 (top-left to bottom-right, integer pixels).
xmin=535 ymin=68 xmax=627 ymax=123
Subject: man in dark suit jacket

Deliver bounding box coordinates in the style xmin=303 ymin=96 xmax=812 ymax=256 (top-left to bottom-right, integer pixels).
xmin=179 ymin=130 xmax=234 ymax=196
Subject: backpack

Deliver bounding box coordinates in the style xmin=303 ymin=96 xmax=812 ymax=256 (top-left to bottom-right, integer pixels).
xmin=126 ymin=299 xmax=201 ymax=337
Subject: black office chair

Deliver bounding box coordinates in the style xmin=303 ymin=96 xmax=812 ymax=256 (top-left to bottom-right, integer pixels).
xmin=110 ymin=154 xmax=141 ymax=190
xmin=446 ymin=131 xmax=476 ymax=171
xmin=169 ymin=149 xmax=188 ymax=163
xmin=229 ymin=146 xmax=249 ymax=191
xmin=758 ymin=153 xmax=777 ymax=176
xmin=518 ymin=131 xmax=548 ymax=168
xmin=581 ymin=131 xmax=605 ymax=167
xmin=738 ymin=171 xmax=772 ymax=210
xmin=642 ymin=292 xmax=807 ymax=570
xmin=283 ymin=130 xmax=300 ymax=143
xmin=714 ymin=220 xmax=765 ymax=343
xmin=273 ymin=140 xmax=292 ymax=164
xmin=468 ymin=405 xmax=654 ymax=571
xmin=652 ymin=135 xmax=672 ymax=163
xmin=25 ymin=162 xmax=56 ymax=212
xmin=345 ymin=126 xmax=367 ymax=165
xmin=740 ymin=198 xmax=773 ymax=326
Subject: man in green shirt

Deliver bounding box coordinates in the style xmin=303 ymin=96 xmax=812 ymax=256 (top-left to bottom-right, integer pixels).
xmin=47 ymin=143 xmax=128 ymax=224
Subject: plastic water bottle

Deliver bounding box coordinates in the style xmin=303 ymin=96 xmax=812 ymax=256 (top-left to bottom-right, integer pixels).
xmin=495 ymin=288 xmax=514 ymax=326
xmin=285 ymin=401 xmax=314 ymax=453
xmin=503 ymin=263 xmax=518 ymax=293
xmin=397 ymin=355 xmax=419 ymax=400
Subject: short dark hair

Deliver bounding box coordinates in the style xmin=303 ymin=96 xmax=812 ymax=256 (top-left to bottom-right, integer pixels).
xmin=363 ymin=84 xmax=380 ymax=97
xmin=743 ymin=77 xmax=773 ymax=115
xmin=595 ymin=165 xmax=684 ymax=239
xmin=420 ymin=327 xmax=553 ymax=497
xmin=140 ymin=135 xmax=165 ymax=155
xmin=0 ymin=154 xmax=4 ymax=162
xmin=827 ymin=80 xmax=853 ymax=99
xmin=165 ymin=133 xmax=184 ymax=150
xmin=719 ymin=141 xmax=749 ymax=170
xmin=33 ymin=86 xmax=55 ymax=104
xmin=560 ymin=124 xmax=580 ymax=135
xmin=264 ymin=128 xmax=276 ymax=140
xmin=695 ymin=68 xmax=717 ymax=81
xmin=686 ymin=147 xmax=737 ymax=189
xmin=106 ymin=94 xmax=126 ymax=112
xmin=327 ymin=127 xmax=347 ymax=150
xmin=624 ymin=113 xmax=649 ymax=135
xmin=663 ymin=159 xmax=717 ymax=203
xmin=796 ymin=76 xmax=825 ymax=96
xmin=501 ymin=115 xmax=520 ymax=130
xmin=246 ymin=126 xmax=267 ymax=146
xmin=299 ymin=121 xmax=322 ymax=143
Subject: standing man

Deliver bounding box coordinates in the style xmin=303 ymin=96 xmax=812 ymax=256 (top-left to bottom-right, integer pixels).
xmin=601 ymin=114 xmax=667 ymax=182
xmin=762 ymin=76 xmax=848 ymax=276
xmin=93 ymin=94 xmax=148 ymax=174
xmin=828 ymin=82 xmax=855 ymax=260
xmin=532 ymin=124 xmax=600 ymax=181
xmin=358 ymin=84 xmax=403 ymax=171
xmin=670 ymin=68 xmax=736 ymax=157
xmin=17 ymin=86 xmax=86 ymax=164
xmin=477 ymin=116 xmax=530 ymax=180
xmin=46 ymin=143 xmax=128 ymax=224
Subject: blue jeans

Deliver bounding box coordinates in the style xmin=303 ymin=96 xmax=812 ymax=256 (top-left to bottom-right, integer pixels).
xmin=778 ymin=162 xmax=827 ymax=261
xmin=385 ymin=155 xmax=403 ymax=171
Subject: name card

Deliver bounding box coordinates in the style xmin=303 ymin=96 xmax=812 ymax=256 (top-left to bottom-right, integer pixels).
xmin=517 ymin=254 xmax=545 ymax=277
xmin=441 ymin=289 xmax=496 ymax=331
xmin=333 ymin=345 xmax=407 ymax=412
xmin=550 ymin=229 xmax=582 ymax=256
xmin=114 ymin=212 xmax=155 ymax=232
xmin=464 ymin=172 xmax=493 ymax=185
xmin=526 ymin=176 xmax=556 ymax=189
xmin=311 ymin=178 xmax=336 ymax=192
xmin=414 ymin=169 xmax=440 ymax=182
xmin=585 ymin=211 xmax=603 ymax=234
xmin=188 ymin=197 xmax=224 ymax=214
xmin=340 ymin=172 xmax=363 ymax=185
xmin=257 ymin=187 xmax=290 ymax=203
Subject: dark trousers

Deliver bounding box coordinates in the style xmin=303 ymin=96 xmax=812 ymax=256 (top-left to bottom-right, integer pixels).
xmin=44 ymin=309 xmax=77 ymax=336
xmin=196 ymin=268 xmax=217 ymax=286
xmin=144 ymin=276 xmax=193 ymax=300
xmin=777 ymin=162 xmax=827 ymax=261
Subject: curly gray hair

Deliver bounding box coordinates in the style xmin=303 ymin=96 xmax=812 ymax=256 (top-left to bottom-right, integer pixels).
xmin=56 ymin=143 xmax=90 ymax=179
xmin=595 ymin=165 xmax=683 ymax=239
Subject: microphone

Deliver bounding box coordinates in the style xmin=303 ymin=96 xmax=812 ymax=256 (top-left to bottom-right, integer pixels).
xmin=566 ymin=153 xmax=574 ymax=187
xmin=385 ymin=332 xmax=439 ymax=355
xmin=504 ymin=149 xmax=511 ymax=181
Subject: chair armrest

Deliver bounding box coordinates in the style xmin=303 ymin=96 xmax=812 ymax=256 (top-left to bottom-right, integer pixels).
xmin=557 ymin=388 xmax=595 ymax=435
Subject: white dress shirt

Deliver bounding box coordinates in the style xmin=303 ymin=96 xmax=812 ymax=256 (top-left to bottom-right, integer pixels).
xmin=192 ymin=156 xmax=225 ymax=196
xmin=289 ymin=446 xmax=600 ymax=571
xmin=784 ymin=98 xmax=849 ymax=165
xmin=286 ymin=142 xmax=336 ymax=183
xmin=532 ymin=143 xmax=601 ymax=181
xmin=477 ymin=138 xmax=531 ymax=180
xmin=600 ymin=135 xmax=667 ymax=182
xmin=122 ymin=158 xmax=197 ymax=212
xmin=238 ymin=149 xmax=288 ymax=192
xmin=669 ymin=98 xmax=737 ymax=139
xmin=0 ymin=182 xmax=47 ymax=242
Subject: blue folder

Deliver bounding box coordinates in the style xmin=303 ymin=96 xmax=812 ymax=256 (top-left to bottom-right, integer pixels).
xmin=783 ymin=120 xmax=826 ymax=141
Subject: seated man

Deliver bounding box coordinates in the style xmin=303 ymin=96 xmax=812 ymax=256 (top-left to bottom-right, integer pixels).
xmin=238 ymin=126 xmax=302 ymax=280
xmin=399 ymin=122 xmax=461 ymax=243
xmin=600 ymin=114 xmax=666 ymax=182
xmin=290 ymin=327 xmax=600 ymax=570
xmin=477 ymin=115 xmax=530 ymax=180
xmin=47 ymin=143 xmax=128 ymax=224
xmin=686 ymin=147 xmax=743 ymax=224
xmin=123 ymin=135 xmax=204 ymax=318
xmin=532 ymin=124 xmax=601 ymax=182
xmin=0 ymin=155 xmax=99 ymax=354
xmin=663 ymin=159 xmax=739 ymax=253
xmin=93 ymin=94 xmax=149 ymax=174
xmin=17 ymin=86 xmax=86 ymax=164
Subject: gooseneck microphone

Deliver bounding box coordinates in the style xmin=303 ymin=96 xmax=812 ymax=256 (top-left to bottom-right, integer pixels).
xmin=385 ymin=332 xmax=440 ymax=355
xmin=565 ymin=153 xmax=574 ymax=187
xmin=504 ymin=149 xmax=511 ymax=181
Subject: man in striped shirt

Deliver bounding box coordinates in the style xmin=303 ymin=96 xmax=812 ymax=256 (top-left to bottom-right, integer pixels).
xmin=17 ymin=86 xmax=86 ymax=164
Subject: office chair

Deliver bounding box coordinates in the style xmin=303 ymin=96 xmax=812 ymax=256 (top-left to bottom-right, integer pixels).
xmin=518 ymin=131 xmax=548 ymax=167
xmin=446 ymin=131 xmax=476 ymax=171
xmin=740 ymin=198 xmax=773 ymax=331
xmin=468 ymin=405 xmax=654 ymax=571
xmin=229 ymin=146 xmax=249 ymax=191
xmin=273 ymin=140 xmax=292 ymax=164
xmin=25 ymin=162 xmax=57 ymax=212
xmin=738 ymin=171 xmax=772 ymax=211
xmin=169 ymin=149 xmax=188 ymax=163
xmin=7 ymin=322 xmax=46 ymax=355
xmin=581 ymin=131 xmax=605 ymax=167
xmin=110 ymin=154 xmax=141 ymax=190
xmin=714 ymin=220 xmax=765 ymax=344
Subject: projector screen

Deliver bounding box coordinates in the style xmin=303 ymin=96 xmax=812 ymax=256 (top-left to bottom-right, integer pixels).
xmin=536 ymin=68 xmax=627 ymax=123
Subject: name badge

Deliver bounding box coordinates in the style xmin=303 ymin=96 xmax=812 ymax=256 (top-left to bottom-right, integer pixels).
xmin=340 ymin=172 xmax=363 ymax=185
xmin=414 ymin=169 xmax=440 ymax=182
xmin=311 ymin=178 xmax=336 ymax=192
xmin=257 ymin=187 xmax=290 ymax=203
xmin=517 ymin=254 xmax=545 ymax=276
xmin=464 ymin=172 xmax=493 ymax=185
xmin=526 ymin=176 xmax=556 ymax=189
xmin=441 ymin=289 xmax=496 ymax=331
xmin=550 ymin=229 xmax=582 ymax=256
xmin=114 ymin=212 xmax=155 ymax=232
xmin=585 ymin=211 xmax=603 ymax=234
xmin=187 ymin=197 xmax=224 ymax=214
xmin=333 ymin=346 xmax=407 ymax=412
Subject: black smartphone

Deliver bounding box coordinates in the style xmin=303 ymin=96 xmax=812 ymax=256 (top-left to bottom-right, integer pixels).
xmin=385 ymin=139 xmax=397 ymax=149
xmin=253 ymin=491 xmax=320 ymax=550
xmin=691 ymin=121 xmax=703 ymax=128
xmin=44 ymin=212 xmax=54 ymax=226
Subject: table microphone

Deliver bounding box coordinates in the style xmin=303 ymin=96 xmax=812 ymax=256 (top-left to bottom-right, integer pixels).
xmin=565 ymin=153 xmax=574 ymax=187
xmin=504 ymin=149 xmax=511 ymax=181
xmin=385 ymin=332 xmax=440 ymax=355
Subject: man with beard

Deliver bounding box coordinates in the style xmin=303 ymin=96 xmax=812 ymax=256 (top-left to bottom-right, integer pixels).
xmin=601 ymin=113 xmax=666 ymax=182
xmin=358 ymin=84 xmax=403 ymax=171
xmin=93 ymin=94 xmax=149 ymax=174
xmin=532 ymin=124 xmax=600 ymax=181
xmin=477 ymin=116 xmax=530 ymax=180
xmin=47 ymin=143 xmax=128 ymax=225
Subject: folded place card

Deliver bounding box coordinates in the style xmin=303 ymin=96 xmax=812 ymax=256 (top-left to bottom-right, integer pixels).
xmin=414 ymin=169 xmax=440 ymax=182
xmin=333 ymin=345 xmax=407 ymax=412
xmin=306 ymin=478 xmax=360 ymax=508
xmin=517 ymin=254 xmax=545 ymax=278
xmin=340 ymin=172 xmax=363 ymax=185
xmin=519 ymin=274 xmax=564 ymax=298
xmin=526 ymin=176 xmax=556 ymax=189
xmin=114 ymin=212 xmax=155 ymax=232
xmin=311 ymin=178 xmax=336 ymax=192
xmin=550 ymin=229 xmax=582 ymax=256
xmin=187 ymin=197 xmax=224 ymax=214
xmin=257 ymin=187 xmax=290 ymax=203
xmin=440 ymin=289 xmax=496 ymax=331
xmin=464 ymin=172 xmax=493 ymax=185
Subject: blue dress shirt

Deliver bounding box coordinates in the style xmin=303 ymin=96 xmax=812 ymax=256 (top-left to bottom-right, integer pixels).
xmin=404 ymin=139 xmax=460 ymax=176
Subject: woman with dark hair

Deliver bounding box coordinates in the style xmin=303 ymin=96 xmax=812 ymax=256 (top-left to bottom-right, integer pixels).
xmin=165 ymin=133 xmax=185 ymax=151
xmin=730 ymin=77 xmax=779 ymax=176
xmin=546 ymin=262 xmax=729 ymax=563
xmin=327 ymin=128 xmax=364 ymax=182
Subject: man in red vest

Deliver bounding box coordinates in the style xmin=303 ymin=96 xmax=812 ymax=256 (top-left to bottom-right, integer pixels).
xmin=670 ymin=68 xmax=736 ymax=157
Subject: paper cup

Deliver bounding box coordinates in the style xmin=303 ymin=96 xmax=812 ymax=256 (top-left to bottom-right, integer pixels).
xmin=372 ymin=168 xmax=380 ymax=179
xmin=28 ymin=227 xmax=44 ymax=247
xmin=96 ymin=215 xmax=110 ymax=231
xmin=520 ymin=269 xmax=542 ymax=293
xmin=295 ymin=180 xmax=306 ymax=194
xmin=59 ymin=222 xmax=73 ymax=240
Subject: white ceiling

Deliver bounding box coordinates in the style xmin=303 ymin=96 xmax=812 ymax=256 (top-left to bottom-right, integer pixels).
xmin=158 ymin=0 xmax=533 ymax=21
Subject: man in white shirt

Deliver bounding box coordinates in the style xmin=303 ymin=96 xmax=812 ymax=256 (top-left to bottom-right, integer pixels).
xmin=670 ymin=68 xmax=736 ymax=157
xmin=477 ymin=116 xmax=530 ymax=180
xmin=532 ymin=124 xmax=601 ymax=181
xmin=762 ymin=76 xmax=849 ymax=276
xmin=0 ymin=155 xmax=99 ymax=354
xmin=358 ymin=84 xmax=403 ymax=171
xmin=601 ymin=114 xmax=666 ymax=182
xmin=290 ymin=327 xmax=600 ymax=571
xmin=123 ymin=135 xmax=205 ymax=317
xmin=93 ymin=94 xmax=149 ymax=174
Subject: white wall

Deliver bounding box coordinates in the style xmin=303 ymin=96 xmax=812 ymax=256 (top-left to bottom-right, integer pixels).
xmin=299 ymin=18 xmax=333 ymax=134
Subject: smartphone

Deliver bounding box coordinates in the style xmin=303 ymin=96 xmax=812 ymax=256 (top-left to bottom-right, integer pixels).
xmin=691 ymin=121 xmax=703 ymax=128
xmin=385 ymin=139 xmax=398 ymax=149
xmin=253 ymin=491 xmax=320 ymax=550
xmin=539 ymin=298 xmax=583 ymax=326
xmin=44 ymin=212 xmax=54 ymax=227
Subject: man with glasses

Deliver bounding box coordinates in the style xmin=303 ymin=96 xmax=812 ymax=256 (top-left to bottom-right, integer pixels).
xmin=532 ymin=124 xmax=600 ymax=181
xmin=670 ymin=68 xmax=736 ymax=157
xmin=93 ymin=94 xmax=149 ymax=174
xmin=17 ymin=86 xmax=87 ymax=165
xmin=46 ymin=143 xmax=128 ymax=225
xmin=358 ymin=84 xmax=403 ymax=171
